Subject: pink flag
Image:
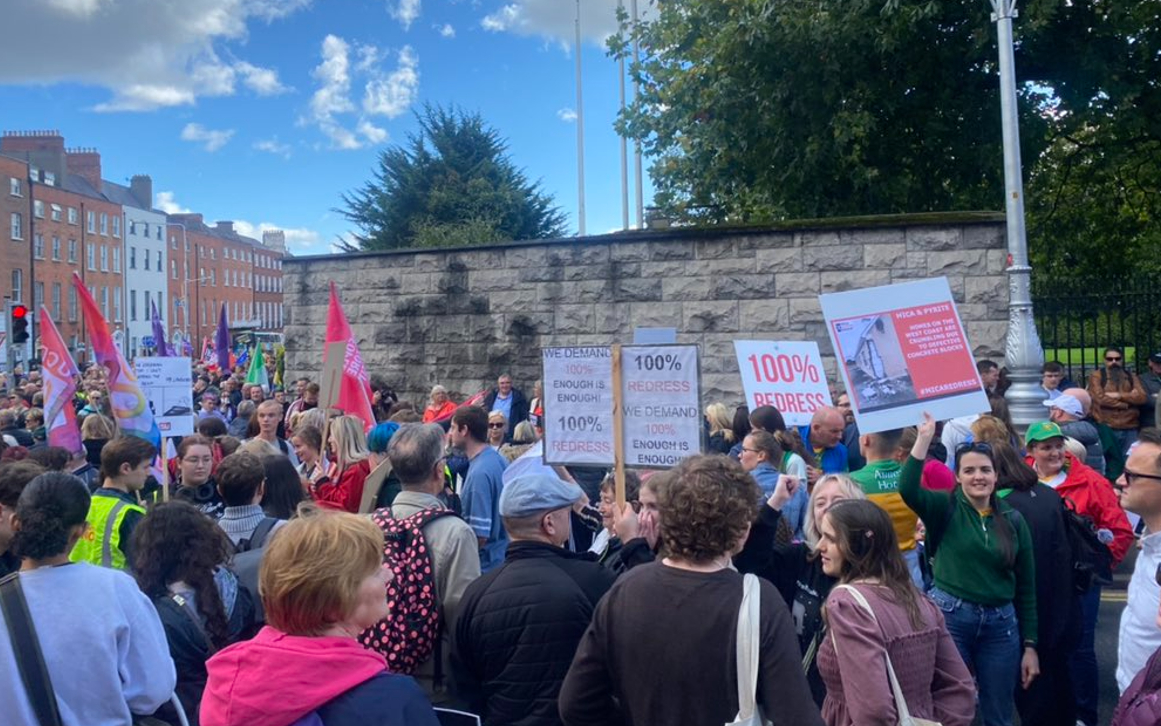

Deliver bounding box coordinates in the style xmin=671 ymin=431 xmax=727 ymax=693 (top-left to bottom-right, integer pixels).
xmin=38 ymin=307 xmax=82 ymax=453
xmin=325 ymin=282 xmax=375 ymax=431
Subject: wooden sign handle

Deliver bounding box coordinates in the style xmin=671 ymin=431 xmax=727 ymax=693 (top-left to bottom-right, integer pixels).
xmin=611 ymin=344 xmax=626 ymax=508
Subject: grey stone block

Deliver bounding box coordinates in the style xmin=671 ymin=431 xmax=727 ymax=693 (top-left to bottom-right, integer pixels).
xmin=684 ymin=301 xmax=739 ymax=333
xmin=713 ymin=274 xmax=775 ymax=299
xmin=821 ymin=270 xmax=891 ymax=293
xmin=863 ymin=244 xmax=907 ymax=269
xmin=755 ymin=247 xmax=802 ymax=273
xmin=927 ymin=250 xmax=989 ymax=276
xmin=907 ymin=226 xmax=962 ymax=251
xmin=649 ymin=241 xmax=696 ymax=260
xmin=798 ymin=231 xmax=841 ymax=247
xmin=739 ymin=299 xmax=790 ymax=332
xmin=775 ymin=272 xmax=821 ymax=295
xmin=662 ymin=276 xmax=716 ymax=302
xmin=803 ymin=245 xmax=864 ymax=271
xmin=555 ymin=305 xmax=595 ymax=334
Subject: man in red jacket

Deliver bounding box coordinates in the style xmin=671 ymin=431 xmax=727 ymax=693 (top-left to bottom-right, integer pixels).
xmin=1027 ymin=420 xmax=1135 ymax=726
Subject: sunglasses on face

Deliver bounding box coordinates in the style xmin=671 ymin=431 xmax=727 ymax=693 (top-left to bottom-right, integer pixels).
xmin=1107 ymin=356 xmax=1123 ymax=362
xmin=488 ymin=423 xmax=505 ymax=429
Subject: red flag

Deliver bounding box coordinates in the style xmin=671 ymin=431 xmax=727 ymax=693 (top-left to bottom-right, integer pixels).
xmin=38 ymin=307 xmax=82 ymax=453
xmin=325 ymin=282 xmax=375 ymax=431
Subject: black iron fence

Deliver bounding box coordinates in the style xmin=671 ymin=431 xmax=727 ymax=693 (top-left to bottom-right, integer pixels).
xmin=1033 ymin=274 xmax=1161 ymax=384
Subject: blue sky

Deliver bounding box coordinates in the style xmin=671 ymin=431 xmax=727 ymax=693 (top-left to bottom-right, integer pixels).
xmin=0 ymin=0 xmax=653 ymax=256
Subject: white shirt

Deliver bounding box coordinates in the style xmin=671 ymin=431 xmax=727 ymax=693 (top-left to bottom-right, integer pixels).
xmin=1118 ymin=530 xmax=1161 ymax=692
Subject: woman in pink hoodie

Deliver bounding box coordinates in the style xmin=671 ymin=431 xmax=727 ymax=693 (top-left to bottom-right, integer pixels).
xmin=200 ymin=506 xmax=439 ymax=726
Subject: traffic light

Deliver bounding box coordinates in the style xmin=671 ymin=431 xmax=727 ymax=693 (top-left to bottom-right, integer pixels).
xmin=10 ymin=303 xmax=29 ymax=345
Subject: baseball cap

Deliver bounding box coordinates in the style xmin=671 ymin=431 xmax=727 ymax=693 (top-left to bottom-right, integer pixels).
xmin=1150 ymin=352 xmax=1161 ymax=365
xmin=1042 ymin=394 xmax=1083 ymax=418
xmin=1025 ymin=421 xmax=1065 ymax=446
xmin=499 ymin=474 xmax=584 ymax=518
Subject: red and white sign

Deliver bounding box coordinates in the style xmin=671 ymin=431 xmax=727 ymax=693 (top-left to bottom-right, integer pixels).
xmin=733 ymin=340 xmax=831 ymax=427
xmin=821 ymin=277 xmax=989 ymax=434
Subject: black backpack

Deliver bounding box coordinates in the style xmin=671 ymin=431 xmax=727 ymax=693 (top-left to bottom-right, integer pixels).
xmin=233 ymin=517 xmax=280 ymax=625
xmin=1060 ymin=496 xmax=1114 ymax=592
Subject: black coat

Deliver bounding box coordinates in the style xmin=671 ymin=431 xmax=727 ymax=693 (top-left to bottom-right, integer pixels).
xmin=482 ymin=387 xmax=530 ymax=438
xmin=454 ymin=541 xmax=615 ymax=726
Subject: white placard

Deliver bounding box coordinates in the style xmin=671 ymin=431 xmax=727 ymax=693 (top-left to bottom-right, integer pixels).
xmin=134 ymin=357 xmax=195 ymax=437
xmin=541 ymin=347 xmax=615 ymax=466
xmin=733 ymin=340 xmax=833 ymax=427
xmin=820 ymin=277 xmax=989 ymax=434
xmin=621 ymin=345 xmax=702 ymax=467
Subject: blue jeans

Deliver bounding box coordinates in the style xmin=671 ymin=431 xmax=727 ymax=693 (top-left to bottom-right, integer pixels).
xmin=928 ymin=587 xmax=1020 ymax=726
xmin=1068 ymin=584 xmax=1100 ymax=726
xmin=902 ymin=547 xmax=924 ymax=589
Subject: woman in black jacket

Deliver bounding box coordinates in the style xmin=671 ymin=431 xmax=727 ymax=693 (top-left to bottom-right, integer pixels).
xmin=734 ymin=471 xmax=866 ymax=706
xmin=133 ymin=501 xmax=255 ymax=724
xmin=991 ymin=440 xmax=1081 ymax=726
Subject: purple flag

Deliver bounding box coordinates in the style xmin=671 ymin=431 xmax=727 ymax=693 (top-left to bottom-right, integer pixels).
xmin=150 ymin=299 xmax=171 ymax=357
xmin=216 ymin=303 xmax=231 ymax=373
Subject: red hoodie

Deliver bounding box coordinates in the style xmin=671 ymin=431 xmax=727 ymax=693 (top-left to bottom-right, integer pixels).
xmin=1026 ymin=450 xmax=1134 ymax=566
xmin=200 ymin=626 xmax=386 ymax=726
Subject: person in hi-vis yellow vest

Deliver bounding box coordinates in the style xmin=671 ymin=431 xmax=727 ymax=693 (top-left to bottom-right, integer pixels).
xmin=70 ymin=436 xmax=157 ymax=571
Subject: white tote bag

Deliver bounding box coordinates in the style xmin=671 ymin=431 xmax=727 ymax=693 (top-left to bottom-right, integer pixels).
xmin=726 ymin=574 xmax=773 ymax=726
xmin=830 ymin=584 xmax=941 ymax=726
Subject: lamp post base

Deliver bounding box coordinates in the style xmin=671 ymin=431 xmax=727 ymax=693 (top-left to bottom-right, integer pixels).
xmin=1004 ymin=266 xmax=1046 ymax=431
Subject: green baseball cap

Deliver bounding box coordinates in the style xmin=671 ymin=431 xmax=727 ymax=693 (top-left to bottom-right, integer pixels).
xmin=1025 ymin=421 xmax=1065 ymax=445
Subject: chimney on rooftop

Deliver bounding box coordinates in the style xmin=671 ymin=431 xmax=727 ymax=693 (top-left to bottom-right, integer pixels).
xmin=262 ymin=230 xmax=286 ymax=252
xmin=0 ymin=130 xmax=66 ymax=182
xmin=130 ymin=175 xmax=153 ymax=209
xmin=170 ymin=213 xmax=204 ymax=227
xmin=66 ymin=147 xmax=102 ymax=192
xmin=215 ymin=221 xmax=235 ymax=234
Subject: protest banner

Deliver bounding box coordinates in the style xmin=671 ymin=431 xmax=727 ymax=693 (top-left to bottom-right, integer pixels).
xmin=134 ymin=356 xmax=195 ymax=437
xmin=542 ymin=344 xmax=703 ymax=499
xmin=820 ymin=276 xmax=989 ymax=434
xmin=541 ymin=347 xmax=616 ymax=468
xmin=733 ymin=340 xmax=832 ymax=427
xmin=620 ymin=344 xmax=702 ymax=468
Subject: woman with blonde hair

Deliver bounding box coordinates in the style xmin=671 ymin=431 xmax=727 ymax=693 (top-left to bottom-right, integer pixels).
xmin=735 ymin=472 xmax=867 ymax=706
xmin=422 ymin=385 xmax=456 ymax=424
xmin=705 ymin=402 xmax=735 ymax=454
xmin=499 ymin=421 xmax=538 ymax=463
xmin=81 ymin=413 xmax=117 ymax=468
xmin=310 ymin=416 xmax=371 ymax=513
xmin=200 ymin=507 xmax=439 ymax=726
xmin=486 ymin=411 xmax=507 ymax=449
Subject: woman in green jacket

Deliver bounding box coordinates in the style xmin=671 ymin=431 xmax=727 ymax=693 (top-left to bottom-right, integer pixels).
xmin=901 ymin=413 xmax=1039 ymax=726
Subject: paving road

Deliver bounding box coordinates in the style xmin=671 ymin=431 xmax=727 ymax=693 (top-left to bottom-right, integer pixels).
xmin=1094 ymin=549 xmax=1133 ymax=726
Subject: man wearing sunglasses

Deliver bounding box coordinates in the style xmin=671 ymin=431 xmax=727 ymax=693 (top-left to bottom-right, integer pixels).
xmin=1116 ymin=429 xmax=1161 ymax=695
xmin=1088 ymin=346 xmax=1147 ymax=456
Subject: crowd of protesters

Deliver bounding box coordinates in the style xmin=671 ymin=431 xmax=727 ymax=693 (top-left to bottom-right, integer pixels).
xmin=2 ymin=349 xmax=1161 ymax=726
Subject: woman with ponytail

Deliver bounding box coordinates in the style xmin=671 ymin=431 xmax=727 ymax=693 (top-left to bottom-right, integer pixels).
xmin=900 ymin=414 xmax=1039 ymax=726
xmin=133 ymin=501 xmax=256 ymax=724
xmin=0 ymin=472 xmax=175 ymax=723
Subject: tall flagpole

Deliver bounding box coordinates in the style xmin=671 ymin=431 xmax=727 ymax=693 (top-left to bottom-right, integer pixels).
xmin=575 ymin=0 xmax=587 ymax=237
xmin=618 ymin=0 xmax=629 ymax=230
xmin=629 ymin=0 xmax=644 ymax=228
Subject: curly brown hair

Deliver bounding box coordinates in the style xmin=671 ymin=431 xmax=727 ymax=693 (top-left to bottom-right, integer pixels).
xmin=658 ymin=455 xmax=759 ymax=563
xmin=132 ymin=501 xmax=233 ymax=647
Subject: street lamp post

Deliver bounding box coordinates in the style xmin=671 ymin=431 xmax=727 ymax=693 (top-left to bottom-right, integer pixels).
xmin=990 ymin=0 xmax=1044 ymax=429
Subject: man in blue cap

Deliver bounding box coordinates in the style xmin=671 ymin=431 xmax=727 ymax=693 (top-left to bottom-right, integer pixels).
xmin=454 ymin=474 xmax=616 ymax=726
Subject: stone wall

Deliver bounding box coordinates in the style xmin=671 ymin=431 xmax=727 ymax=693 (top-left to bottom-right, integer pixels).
xmin=284 ymin=213 xmax=1009 ymax=407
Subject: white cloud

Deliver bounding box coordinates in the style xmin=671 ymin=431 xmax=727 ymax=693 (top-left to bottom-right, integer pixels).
xmin=253 ymin=138 xmax=292 ymax=157
xmin=357 ymin=120 xmax=389 ymax=144
xmin=389 ymin=0 xmax=421 ymax=30
xmin=155 ymin=191 xmax=191 ymax=214
xmin=362 ymin=46 xmax=419 ymax=119
xmin=480 ymin=0 xmax=652 ymax=45
xmin=305 ymin=35 xmax=419 ymax=149
xmin=1 ymin=0 xmax=305 ymax=111
xmin=233 ymin=220 xmax=322 ymax=250
xmin=438 ymin=23 xmax=456 ymax=38
xmin=180 ymin=122 xmax=235 ymax=152
xmin=557 ymin=107 xmax=577 ymax=122
xmin=235 ymin=61 xmax=290 ymax=95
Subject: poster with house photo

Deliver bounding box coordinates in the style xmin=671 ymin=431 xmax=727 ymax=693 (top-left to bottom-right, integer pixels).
xmin=820 ymin=277 xmax=990 ymax=434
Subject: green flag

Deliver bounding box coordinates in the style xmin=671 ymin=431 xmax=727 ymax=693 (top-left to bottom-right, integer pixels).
xmin=245 ymin=345 xmax=269 ymax=392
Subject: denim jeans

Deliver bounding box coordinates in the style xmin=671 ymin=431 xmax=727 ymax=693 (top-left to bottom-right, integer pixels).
xmin=928 ymin=587 xmax=1020 ymax=726
xmin=902 ymin=547 xmax=924 ymax=589
xmin=1068 ymin=584 xmax=1101 ymax=726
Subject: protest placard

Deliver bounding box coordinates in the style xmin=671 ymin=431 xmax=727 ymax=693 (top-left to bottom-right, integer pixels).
xmin=134 ymin=357 xmax=195 ymax=437
xmin=620 ymin=345 xmax=702 ymax=467
xmin=541 ymin=345 xmax=703 ymax=470
xmin=541 ymin=347 xmax=616 ymax=467
xmin=733 ymin=340 xmax=832 ymax=427
xmin=820 ymin=276 xmax=989 ymax=434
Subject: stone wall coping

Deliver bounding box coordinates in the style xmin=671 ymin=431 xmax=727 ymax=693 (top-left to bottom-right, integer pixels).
xmin=288 ymin=211 xmax=1006 ymax=264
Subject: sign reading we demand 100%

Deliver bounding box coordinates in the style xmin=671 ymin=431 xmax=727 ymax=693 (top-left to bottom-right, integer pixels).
xmin=541 ymin=345 xmax=702 ymax=468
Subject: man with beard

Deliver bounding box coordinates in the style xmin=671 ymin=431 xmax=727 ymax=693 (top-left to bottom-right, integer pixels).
xmin=1088 ymin=346 xmax=1147 ymax=455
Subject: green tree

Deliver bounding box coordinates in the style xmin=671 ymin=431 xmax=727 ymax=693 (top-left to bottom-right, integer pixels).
xmin=613 ymin=0 xmax=1160 ymax=278
xmin=338 ymin=104 xmax=568 ymax=251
